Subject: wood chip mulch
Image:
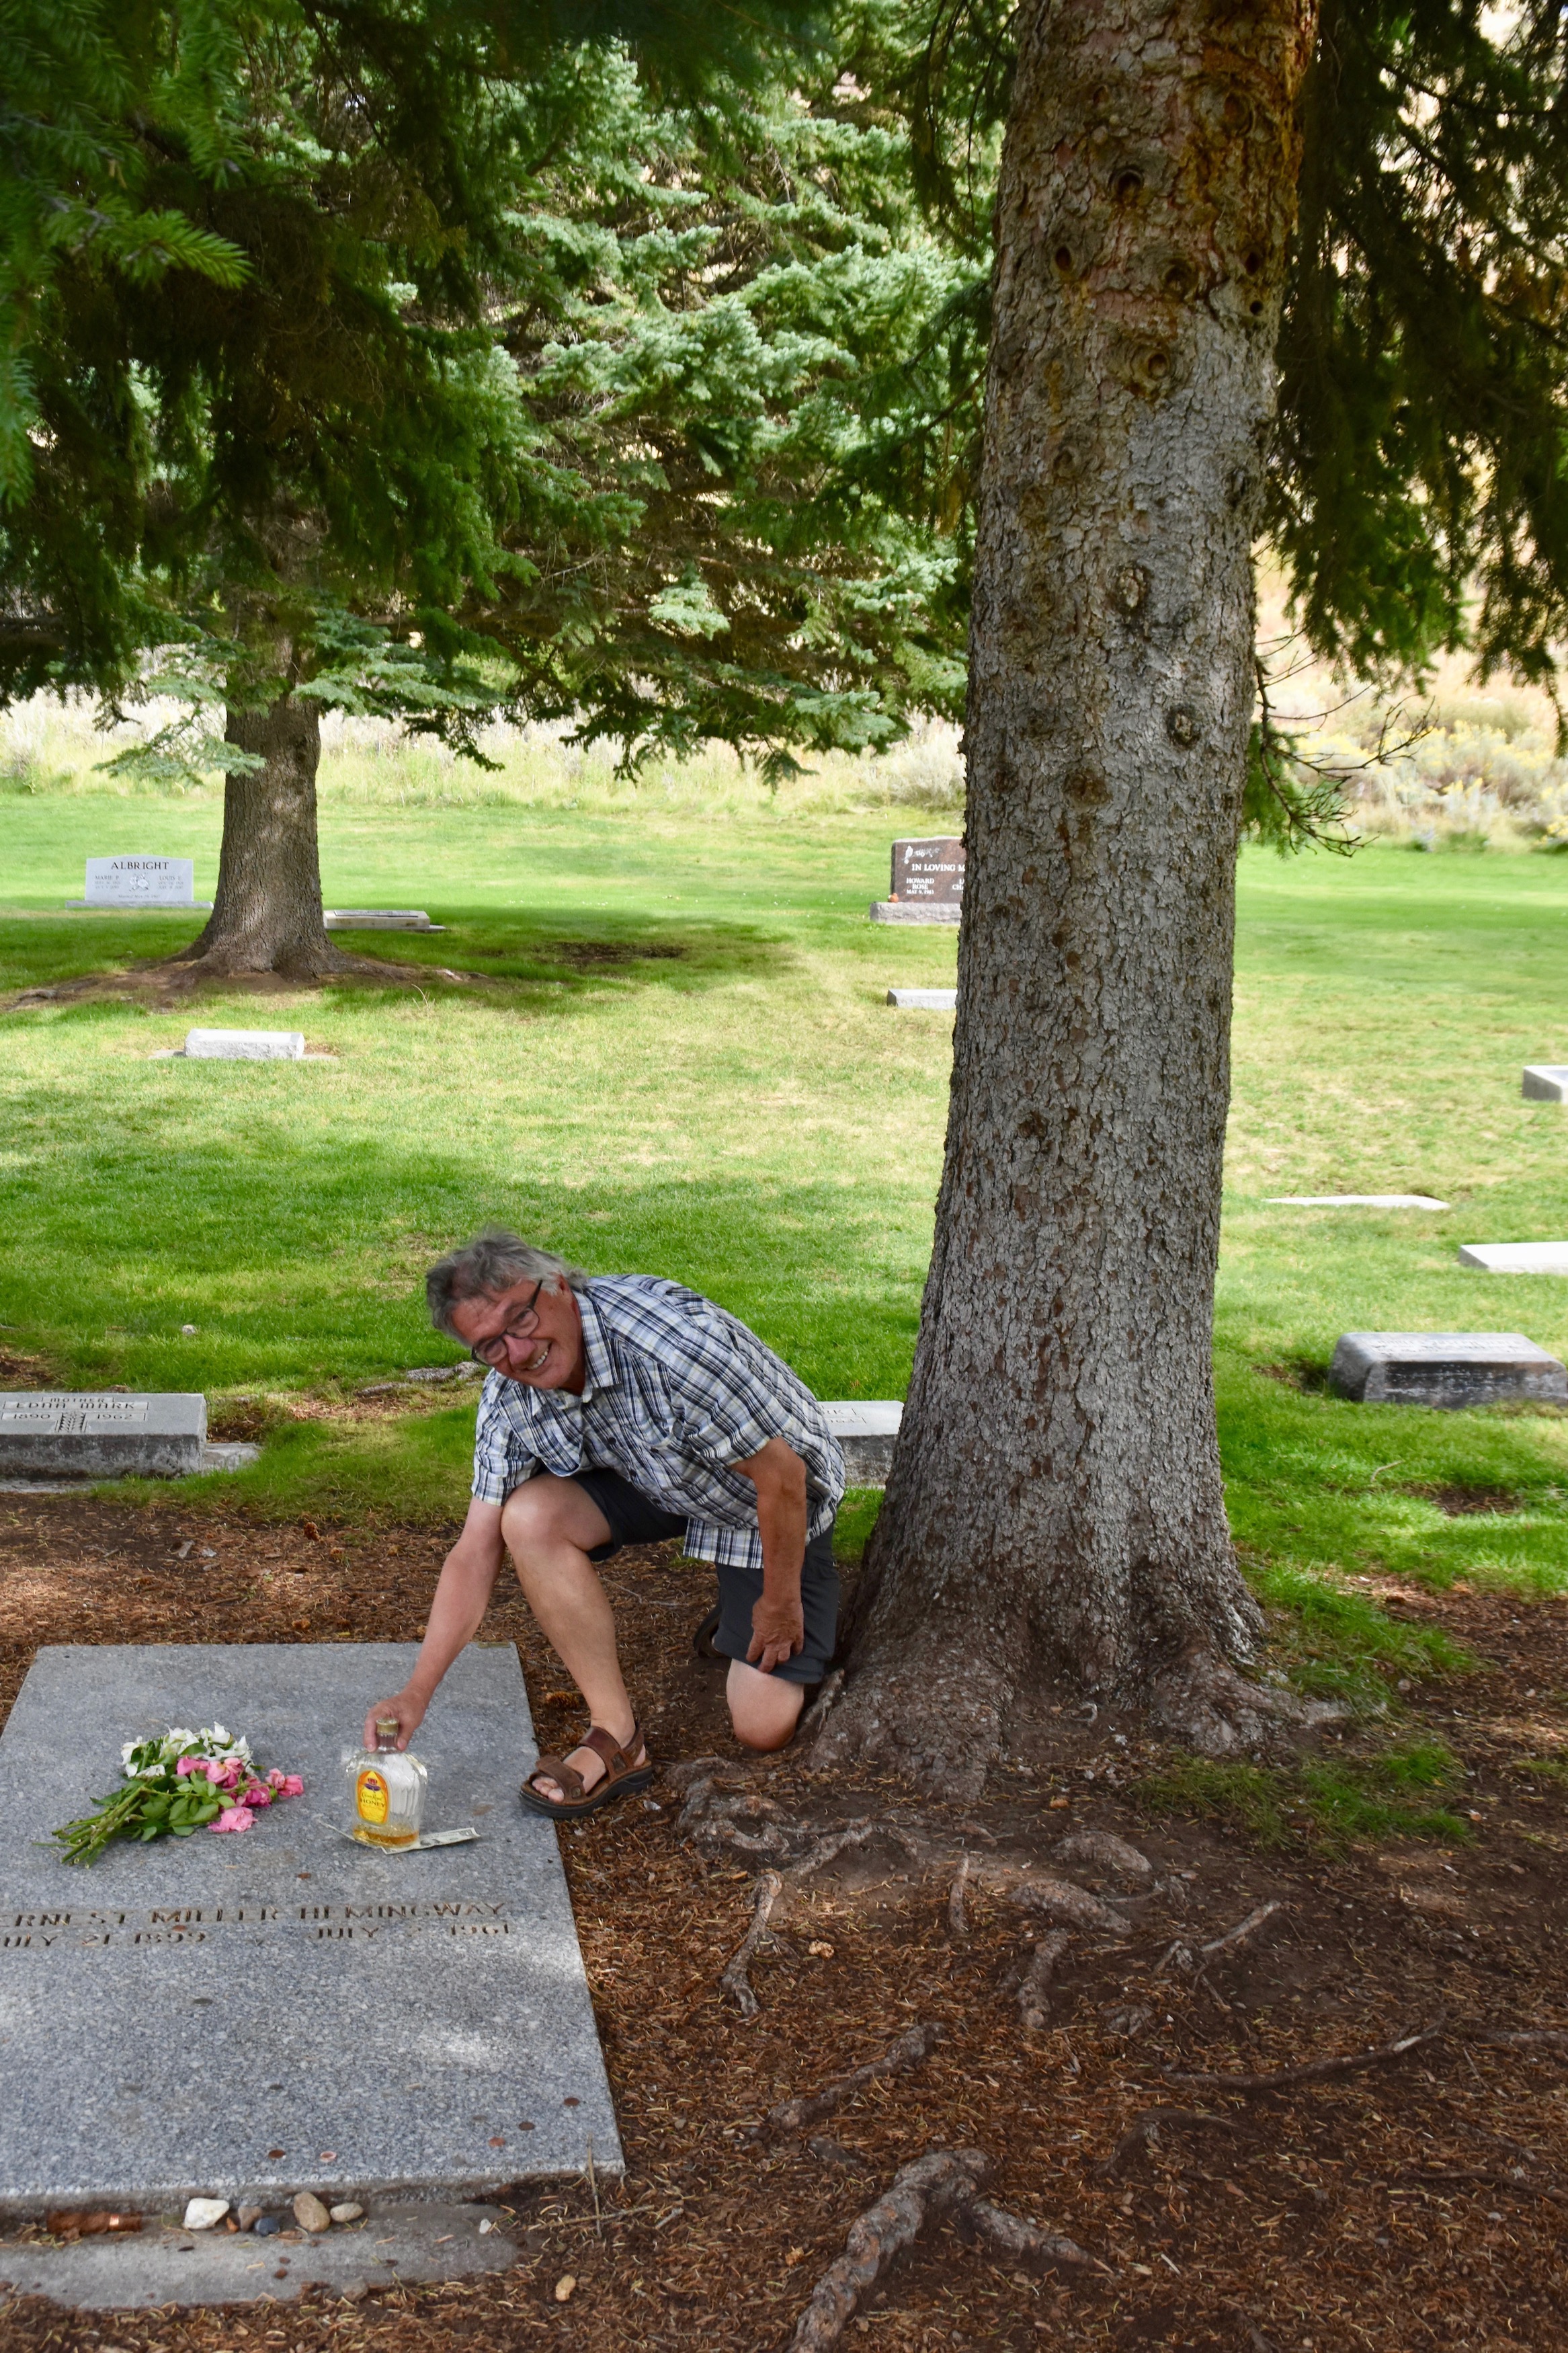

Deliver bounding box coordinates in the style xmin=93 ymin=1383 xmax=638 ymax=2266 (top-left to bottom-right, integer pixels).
xmin=1 ymin=1494 xmax=1565 ymax=2352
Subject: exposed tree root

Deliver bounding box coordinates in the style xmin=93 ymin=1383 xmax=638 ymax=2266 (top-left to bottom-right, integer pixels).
xmin=1169 ymin=2018 xmax=1445 ymax=2093
xmin=1007 ymin=1873 xmax=1130 ymax=1938
xmin=719 ymin=1871 xmax=782 ymax=2018
xmin=1149 ymin=1648 xmax=1345 ymax=1758
xmin=948 ymin=1855 xmax=971 ymax=1938
xmin=786 ymin=2151 xmax=989 ymax=2350
xmin=1098 ymin=2108 xmax=1244 ymax=2177
xmin=1017 ymin=1929 xmax=1071 ymax=2033
xmin=785 ymin=2147 xmax=1089 ymax=2347
xmin=954 ymin=2198 xmax=1090 ymax=2270
xmin=1159 ymin=1900 xmax=1283 ymax=1982
xmin=1053 ymin=1830 xmax=1153 ymax=1884
xmin=1469 ymin=2027 xmax=1568 ymax=2052
xmin=761 ymin=2022 xmax=942 ymax=2138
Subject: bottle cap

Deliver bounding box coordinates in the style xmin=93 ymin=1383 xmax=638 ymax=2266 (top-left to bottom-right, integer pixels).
xmin=375 ymin=1717 xmax=399 ymax=1737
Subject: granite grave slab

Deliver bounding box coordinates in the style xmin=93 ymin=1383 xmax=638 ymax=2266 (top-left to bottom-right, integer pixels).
xmin=821 ymin=1400 xmax=903 ymax=1485
xmin=886 ymin=988 xmax=957 ymax=1010
xmin=1329 ymin=1332 xmax=1568 ymax=1408
xmin=325 ymin=909 xmax=446 ymax=931
xmin=0 ymin=1643 xmax=621 ymax=2223
xmin=1268 ymin=1193 xmax=1448 ymax=1210
xmin=67 ymin=857 xmax=210 ymax=910
xmin=184 ymin=1029 xmax=306 ymax=1060
xmin=1457 ymin=1241 xmax=1568 ymax=1274
xmin=0 ymin=1394 xmax=206 ymax=1480
xmin=870 ymin=836 xmax=964 ymax=924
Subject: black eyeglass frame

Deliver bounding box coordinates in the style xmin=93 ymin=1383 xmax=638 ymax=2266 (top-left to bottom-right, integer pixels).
xmin=467 ymin=1278 xmax=547 ymax=1367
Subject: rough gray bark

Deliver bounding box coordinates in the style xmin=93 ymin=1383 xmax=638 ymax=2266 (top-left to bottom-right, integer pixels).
xmin=182 ymin=692 xmax=346 ymax=978
xmin=821 ymin=0 xmax=1320 ymax=1789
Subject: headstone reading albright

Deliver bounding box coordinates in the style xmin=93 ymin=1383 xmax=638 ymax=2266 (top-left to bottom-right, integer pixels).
xmin=821 ymin=1400 xmax=903 ymax=1485
xmin=0 ymin=1394 xmax=206 ymax=1480
xmin=869 ymin=838 xmax=964 ymax=925
xmin=68 ymin=858 xmax=210 ymax=910
xmin=1329 ymin=1332 xmax=1568 ymax=1408
xmin=0 ymin=1643 xmax=620 ymax=2225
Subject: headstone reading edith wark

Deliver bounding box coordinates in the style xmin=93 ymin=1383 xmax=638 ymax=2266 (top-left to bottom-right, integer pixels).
xmin=0 ymin=1394 xmax=206 ymax=1479
xmin=1329 ymin=1331 xmax=1568 ymax=1409
xmin=68 ymin=858 xmax=210 ymax=910
xmin=870 ymin=837 xmax=964 ymax=924
xmin=0 ymin=1644 xmax=620 ymax=2221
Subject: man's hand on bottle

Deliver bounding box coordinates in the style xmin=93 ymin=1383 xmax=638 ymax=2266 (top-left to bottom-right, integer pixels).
xmin=362 ymin=1689 xmax=426 ymax=1751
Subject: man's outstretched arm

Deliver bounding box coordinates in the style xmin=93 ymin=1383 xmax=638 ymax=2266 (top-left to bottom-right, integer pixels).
xmin=736 ymin=1435 xmax=809 ymax=1673
xmin=362 ymin=1497 xmax=506 ymax=1747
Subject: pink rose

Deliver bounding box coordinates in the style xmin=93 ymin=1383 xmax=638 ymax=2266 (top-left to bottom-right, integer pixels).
xmin=279 ymin=1774 xmax=304 ymax=1798
xmin=266 ymin=1767 xmax=287 ymax=1790
xmin=242 ymin=1782 xmax=272 ymax=1806
xmin=202 ymin=1759 xmax=227 ymax=1784
xmin=210 ymin=1806 xmax=255 ymax=1834
xmin=175 ymin=1755 xmax=200 ymax=1778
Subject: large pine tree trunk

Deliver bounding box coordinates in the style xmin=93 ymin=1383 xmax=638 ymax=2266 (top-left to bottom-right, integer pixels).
xmin=183 ymin=692 xmax=347 ymax=978
xmin=821 ymin=0 xmax=1320 ymax=1792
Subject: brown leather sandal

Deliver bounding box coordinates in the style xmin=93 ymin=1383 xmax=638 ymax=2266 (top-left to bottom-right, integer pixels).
xmin=519 ymin=1723 xmax=653 ymax=1821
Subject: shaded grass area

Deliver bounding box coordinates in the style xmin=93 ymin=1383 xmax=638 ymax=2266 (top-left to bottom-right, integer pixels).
xmin=4 ymin=791 xmax=1568 ymax=1745
xmin=1133 ymin=1741 xmax=1473 ymax=1851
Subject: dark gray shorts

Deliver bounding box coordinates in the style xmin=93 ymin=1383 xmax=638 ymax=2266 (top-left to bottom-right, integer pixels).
xmin=572 ymin=1466 xmax=839 ymax=1687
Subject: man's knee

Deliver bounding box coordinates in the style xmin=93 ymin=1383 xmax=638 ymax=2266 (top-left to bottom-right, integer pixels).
xmin=500 ymin=1476 xmax=593 ymax=1564
xmin=727 ymin=1661 xmax=805 ymax=1751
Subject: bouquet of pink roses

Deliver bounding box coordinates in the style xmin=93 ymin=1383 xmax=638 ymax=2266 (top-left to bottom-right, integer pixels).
xmin=50 ymin=1723 xmax=304 ymax=1866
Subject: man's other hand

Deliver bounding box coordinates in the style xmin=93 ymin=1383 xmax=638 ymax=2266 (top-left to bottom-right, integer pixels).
xmin=362 ymin=1689 xmax=425 ymax=1751
xmin=747 ymin=1593 xmax=804 ymax=1675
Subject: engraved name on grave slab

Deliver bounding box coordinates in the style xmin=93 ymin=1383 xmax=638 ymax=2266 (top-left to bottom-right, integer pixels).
xmin=0 ymin=1392 xmax=205 ymax=1478
xmin=0 ymin=1644 xmax=621 ymax=2217
xmin=69 ymin=858 xmax=210 ymax=909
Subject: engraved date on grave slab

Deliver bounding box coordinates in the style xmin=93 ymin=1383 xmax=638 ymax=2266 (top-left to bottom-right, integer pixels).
xmin=5 ymin=1900 xmax=513 ymax=1951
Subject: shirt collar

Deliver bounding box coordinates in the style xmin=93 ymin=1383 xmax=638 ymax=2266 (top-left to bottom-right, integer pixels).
xmin=573 ymin=1285 xmax=617 ymax=1404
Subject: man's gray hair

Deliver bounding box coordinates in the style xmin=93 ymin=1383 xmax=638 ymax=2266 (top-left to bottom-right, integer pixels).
xmin=426 ymin=1229 xmax=590 ymax=1337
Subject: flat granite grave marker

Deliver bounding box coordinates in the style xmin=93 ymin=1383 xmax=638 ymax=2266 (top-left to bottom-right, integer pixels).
xmin=0 ymin=1394 xmax=206 ymax=1479
xmin=1457 ymin=1241 xmax=1568 ymax=1274
xmin=1522 ymin=1065 xmax=1568 ymax=1103
xmin=821 ymin=1400 xmax=903 ymax=1484
xmin=1268 ymin=1193 xmax=1448 ymax=1210
xmin=325 ymin=909 xmax=446 ymax=932
xmin=67 ymin=857 xmax=210 ymax=910
xmin=184 ymin=1029 xmax=306 ymax=1061
xmin=0 ymin=1643 xmax=620 ymax=2222
xmin=870 ymin=836 xmax=964 ymax=924
xmin=1329 ymin=1332 xmax=1568 ymax=1408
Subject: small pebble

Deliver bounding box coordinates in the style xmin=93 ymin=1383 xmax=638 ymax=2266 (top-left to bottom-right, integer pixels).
xmin=253 ymin=2215 xmax=282 ymax=2236
xmin=554 ymin=2274 xmax=577 ymax=2303
xmin=237 ymin=2203 xmax=263 ymax=2231
xmin=181 ymin=1323 xmax=198 ymax=1335
xmin=182 ymin=2197 xmax=229 ymax=2231
xmin=292 ymin=2191 xmax=331 ymax=2233
xmin=329 ymin=2202 xmax=364 ymax=2223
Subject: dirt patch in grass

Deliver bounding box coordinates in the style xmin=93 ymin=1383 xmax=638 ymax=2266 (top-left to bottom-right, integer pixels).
xmin=0 ymin=1497 xmax=1565 ymax=2351
xmin=1409 ymin=1484 xmax=1525 ymax=1518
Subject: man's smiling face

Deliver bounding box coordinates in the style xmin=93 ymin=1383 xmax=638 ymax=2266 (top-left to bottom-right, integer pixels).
xmin=450 ymin=1276 xmax=587 ymax=1394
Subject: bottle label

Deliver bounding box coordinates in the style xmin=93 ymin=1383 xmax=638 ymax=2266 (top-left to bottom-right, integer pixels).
xmin=356 ymin=1769 xmax=390 ymax=1826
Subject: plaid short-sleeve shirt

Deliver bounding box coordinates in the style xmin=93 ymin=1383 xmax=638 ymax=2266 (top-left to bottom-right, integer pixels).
xmin=470 ymin=1275 xmax=845 ymax=1572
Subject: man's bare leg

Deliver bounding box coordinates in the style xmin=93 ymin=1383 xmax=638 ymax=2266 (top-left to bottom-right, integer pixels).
xmin=501 ymin=1478 xmax=645 ymax=1800
xmin=727 ymin=1659 xmax=805 ymax=1752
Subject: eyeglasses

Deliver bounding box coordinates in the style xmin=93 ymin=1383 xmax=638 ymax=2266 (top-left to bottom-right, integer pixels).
xmin=468 ymin=1279 xmax=546 ymax=1367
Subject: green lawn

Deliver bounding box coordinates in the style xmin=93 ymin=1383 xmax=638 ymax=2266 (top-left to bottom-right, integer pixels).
xmin=3 ymin=781 xmax=1567 ymax=1702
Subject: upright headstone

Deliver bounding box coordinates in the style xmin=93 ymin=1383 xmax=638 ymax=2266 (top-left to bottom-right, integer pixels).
xmin=869 ymin=838 xmax=965 ymax=924
xmin=0 ymin=1643 xmax=621 ymax=2225
xmin=821 ymin=1400 xmax=903 ymax=1484
xmin=68 ymin=858 xmax=210 ymax=910
xmin=1329 ymin=1332 xmax=1568 ymax=1408
xmin=0 ymin=1394 xmax=206 ymax=1479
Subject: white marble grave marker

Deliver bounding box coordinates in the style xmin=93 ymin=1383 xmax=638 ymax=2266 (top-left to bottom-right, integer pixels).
xmin=184 ymin=1029 xmax=305 ymax=1060
xmin=1269 ymin=1193 xmax=1449 ymax=1210
xmin=0 ymin=1644 xmax=620 ymax=2223
xmin=1457 ymin=1242 xmax=1568 ymax=1275
xmin=821 ymin=1400 xmax=903 ymax=1484
xmin=1522 ymin=1066 xmax=1568 ymax=1103
xmin=886 ymin=988 xmax=956 ymax=1010
xmin=325 ymin=910 xmax=445 ymax=932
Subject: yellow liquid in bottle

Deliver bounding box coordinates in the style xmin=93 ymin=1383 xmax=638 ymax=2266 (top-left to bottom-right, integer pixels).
xmin=350 ymin=1752 xmax=425 ymax=1847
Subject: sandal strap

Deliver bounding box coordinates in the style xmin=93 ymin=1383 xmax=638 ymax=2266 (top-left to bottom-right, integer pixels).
xmin=577 ymin=1722 xmax=641 ymax=1776
xmin=528 ymin=1751 xmax=589 ymax=1799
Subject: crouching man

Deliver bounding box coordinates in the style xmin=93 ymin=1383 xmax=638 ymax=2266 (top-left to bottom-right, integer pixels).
xmin=364 ymin=1230 xmax=845 ymax=1821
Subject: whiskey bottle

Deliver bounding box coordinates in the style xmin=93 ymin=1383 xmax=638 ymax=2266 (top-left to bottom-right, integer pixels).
xmin=347 ymin=1718 xmax=428 ymax=1849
